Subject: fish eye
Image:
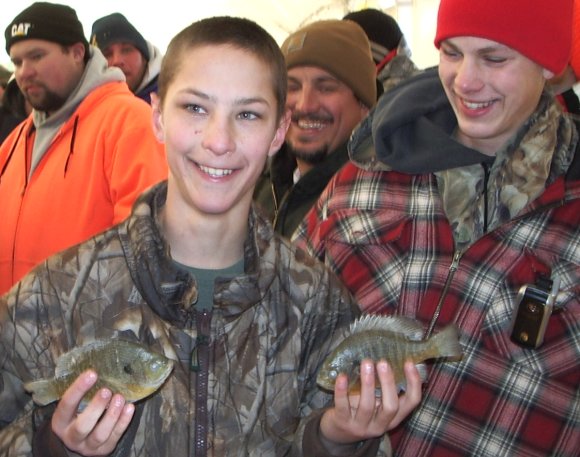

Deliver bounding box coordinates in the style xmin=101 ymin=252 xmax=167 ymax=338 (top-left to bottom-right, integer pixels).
xmin=329 ymin=369 xmax=338 ymax=380
xmin=150 ymin=360 xmax=161 ymax=372
xmin=123 ymin=364 xmax=134 ymax=375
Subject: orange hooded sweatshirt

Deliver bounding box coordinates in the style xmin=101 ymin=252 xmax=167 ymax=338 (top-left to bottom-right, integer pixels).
xmin=0 ymin=80 xmax=166 ymax=294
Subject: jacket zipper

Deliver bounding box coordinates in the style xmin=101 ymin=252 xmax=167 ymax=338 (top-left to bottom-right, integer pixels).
xmin=423 ymin=186 xmax=568 ymax=340
xmin=425 ymin=251 xmax=462 ymax=339
xmin=482 ymin=162 xmax=490 ymax=232
xmin=192 ymin=309 xmax=212 ymax=457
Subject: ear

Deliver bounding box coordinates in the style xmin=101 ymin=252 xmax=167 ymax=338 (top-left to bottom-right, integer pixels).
xmin=150 ymin=92 xmax=165 ymax=143
xmin=268 ymin=108 xmax=290 ymax=157
xmin=71 ymin=42 xmax=86 ymax=63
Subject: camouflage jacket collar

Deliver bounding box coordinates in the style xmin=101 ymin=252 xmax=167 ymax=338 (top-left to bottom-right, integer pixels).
xmin=118 ymin=181 xmax=274 ymax=326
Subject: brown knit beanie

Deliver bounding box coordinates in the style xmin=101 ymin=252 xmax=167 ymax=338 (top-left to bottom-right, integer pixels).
xmin=281 ymin=20 xmax=376 ymax=108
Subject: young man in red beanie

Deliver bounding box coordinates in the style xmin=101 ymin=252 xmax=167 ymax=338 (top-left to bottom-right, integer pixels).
xmin=294 ymin=0 xmax=580 ymax=455
xmin=0 ymin=2 xmax=167 ymax=295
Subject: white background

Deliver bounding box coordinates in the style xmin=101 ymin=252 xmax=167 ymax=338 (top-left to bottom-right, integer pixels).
xmin=1 ymin=0 xmax=440 ymax=72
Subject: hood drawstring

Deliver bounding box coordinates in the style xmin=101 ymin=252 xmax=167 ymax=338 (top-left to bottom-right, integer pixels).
xmin=376 ymin=48 xmax=398 ymax=73
xmin=64 ymin=115 xmax=79 ymax=176
xmin=0 ymin=123 xmax=27 ymax=184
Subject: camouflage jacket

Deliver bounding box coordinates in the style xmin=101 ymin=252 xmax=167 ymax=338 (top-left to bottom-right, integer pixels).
xmin=0 ymin=181 xmax=381 ymax=457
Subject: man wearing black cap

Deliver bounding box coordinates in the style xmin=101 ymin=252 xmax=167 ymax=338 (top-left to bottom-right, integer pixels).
xmin=0 ymin=2 xmax=167 ymax=296
xmin=343 ymin=8 xmax=419 ymax=94
xmin=91 ymin=13 xmax=162 ymax=104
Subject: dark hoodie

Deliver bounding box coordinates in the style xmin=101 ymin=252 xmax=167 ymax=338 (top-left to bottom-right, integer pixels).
xmin=349 ymin=67 xmax=491 ymax=173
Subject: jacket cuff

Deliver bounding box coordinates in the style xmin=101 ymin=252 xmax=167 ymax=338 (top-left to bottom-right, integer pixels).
xmin=302 ymin=412 xmax=381 ymax=457
xmin=32 ymin=418 xmax=71 ymax=457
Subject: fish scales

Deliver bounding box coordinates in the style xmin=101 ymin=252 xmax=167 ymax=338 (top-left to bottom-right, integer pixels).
xmin=317 ymin=315 xmax=462 ymax=393
xmin=24 ymin=339 xmax=174 ymax=406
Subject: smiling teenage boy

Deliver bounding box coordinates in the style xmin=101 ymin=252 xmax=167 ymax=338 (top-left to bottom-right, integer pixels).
xmin=295 ymin=0 xmax=580 ymax=455
xmin=0 ymin=16 xmax=421 ymax=457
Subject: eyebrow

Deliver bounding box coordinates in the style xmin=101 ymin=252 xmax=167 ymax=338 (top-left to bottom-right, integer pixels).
xmin=11 ymin=46 xmax=46 ymax=62
xmin=178 ymin=88 xmax=271 ymax=108
xmin=444 ymin=39 xmax=511 ymax=54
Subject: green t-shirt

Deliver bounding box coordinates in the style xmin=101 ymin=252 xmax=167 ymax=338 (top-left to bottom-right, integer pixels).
xmin=173 ymin=258 xmax=244 ymax=311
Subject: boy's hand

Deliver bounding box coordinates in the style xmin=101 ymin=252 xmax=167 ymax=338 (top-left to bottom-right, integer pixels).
xmin=320 ymin=360 xmax=422 ymax=449
xmin=51 ymin=370 xmax=135 ymax=456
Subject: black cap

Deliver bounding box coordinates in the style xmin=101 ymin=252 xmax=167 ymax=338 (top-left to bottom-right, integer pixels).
xmin=91 ymin=13 xmax=149 ymax=61
xmin=344 ymin=9 xmax=403 ymax=64
xmin=5 ymin=2 xmax=89 ymax=55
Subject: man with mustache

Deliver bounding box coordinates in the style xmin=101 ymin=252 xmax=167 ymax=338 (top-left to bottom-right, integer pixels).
xmin=254 ymin=19 xmax=376 ymax=238
xmin=0 ymin=2 xmax=167 ymax=295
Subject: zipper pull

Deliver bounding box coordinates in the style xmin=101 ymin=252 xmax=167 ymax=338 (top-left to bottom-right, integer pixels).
xmin=190 ymin=334 xmax=209 ymax=372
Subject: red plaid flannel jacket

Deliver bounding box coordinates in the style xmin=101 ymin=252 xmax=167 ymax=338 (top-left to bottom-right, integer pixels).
xmin=295 ymin=162 xmax=580 ymax=456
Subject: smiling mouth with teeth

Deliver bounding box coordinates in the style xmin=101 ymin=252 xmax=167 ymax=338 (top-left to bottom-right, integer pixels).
xmin=297 ymin=119 xmax=326 ymax=130
xmin=462 ymin=98 xmax=494 ymax=110
xmin=198 ymin=164 xmax=234 ymax=177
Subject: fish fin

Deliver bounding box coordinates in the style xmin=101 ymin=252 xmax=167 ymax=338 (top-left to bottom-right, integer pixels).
xmin=23 ymin=379 xmax=59 ymax=406
xmin=431 ymin=325 xmax=463 ymax=359
xmin=396 ymin=363 xmax=428 ymax=393
xmin=416 ymin=363 xmax=428 ymax=382
xmin=350 ymin=315 xmax=424 ymax=340
xmin=347 ymin=383 xmax=362 ymax=395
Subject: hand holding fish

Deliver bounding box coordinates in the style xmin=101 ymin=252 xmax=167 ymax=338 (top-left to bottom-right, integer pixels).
xmin=319 ymin=359 xmax=422 ymax=452
xmin=51 ymin=370 xmax=135 ymax=456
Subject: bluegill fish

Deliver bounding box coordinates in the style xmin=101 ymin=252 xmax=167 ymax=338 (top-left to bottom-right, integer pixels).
xmin=317 ymin=315 xmax=462 ymax=393
xmin=24 ymin=339 xmax=174 ymax=406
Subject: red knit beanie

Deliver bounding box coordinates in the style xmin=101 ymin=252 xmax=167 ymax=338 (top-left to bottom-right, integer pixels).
xmin=434 ymin=0 xmax=573 ymax=75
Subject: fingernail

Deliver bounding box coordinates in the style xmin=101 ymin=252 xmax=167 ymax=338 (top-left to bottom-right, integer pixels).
xmin=364 ymin=362 xmax=374 ymax=374
xmin=86 ymin=370 xmax=97 ymax=381
xmin=100 ymin=389 xmax=112 ymax=400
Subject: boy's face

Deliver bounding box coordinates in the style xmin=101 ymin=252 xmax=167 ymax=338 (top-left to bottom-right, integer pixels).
xmin=152 ymin=44 xmax=288 ymax=219
xmin=438 ymin=36 xmax=550 ymax=156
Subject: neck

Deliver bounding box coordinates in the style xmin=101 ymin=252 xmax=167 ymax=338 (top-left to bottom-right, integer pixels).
xmin=160 ymin=201 xmax=247 ymax=270
xmin=296 ymin=159 xmax=314 ymax=177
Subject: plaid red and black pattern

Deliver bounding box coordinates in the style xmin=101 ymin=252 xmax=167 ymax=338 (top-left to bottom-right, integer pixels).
xmin=294 ymin=162 xmax=580 ymax=456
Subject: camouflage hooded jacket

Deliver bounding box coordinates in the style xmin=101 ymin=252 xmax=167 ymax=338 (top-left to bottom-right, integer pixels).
xmin=0 ymin=181 xmax=381 ymax=457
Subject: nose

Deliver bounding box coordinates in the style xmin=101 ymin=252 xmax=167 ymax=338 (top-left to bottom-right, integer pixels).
xmin=201 ymin=113 xmax=235 ymax=156
xmin=454 ymin=57 xmax=484 ymax=93
xmin=107 ymin=49 xmax=124 ymax=68
xmin=290 ymin=84 xmax=319 ymax=114
xmin=16 ymin=59 xmax=35 ymax=81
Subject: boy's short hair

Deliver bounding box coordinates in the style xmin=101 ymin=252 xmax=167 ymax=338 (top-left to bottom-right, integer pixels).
xmin=158 ymin=17 xmax=287 ymax=121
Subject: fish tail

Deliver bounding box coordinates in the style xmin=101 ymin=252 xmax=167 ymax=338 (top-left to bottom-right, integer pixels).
xmin=431 ymin=325 xmax=462 ymax=359
xmin=23 ymin=379 xmax=59 ymax=406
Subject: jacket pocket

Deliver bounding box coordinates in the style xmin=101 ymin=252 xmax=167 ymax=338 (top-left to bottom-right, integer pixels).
xmin=317 ymin=209 xmax=412 ymax=313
